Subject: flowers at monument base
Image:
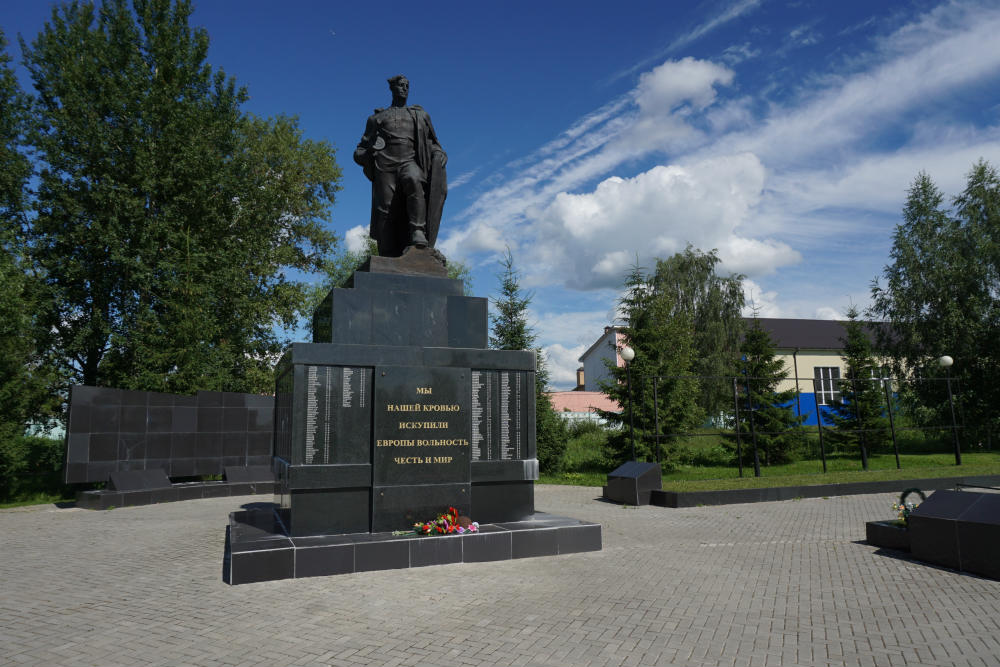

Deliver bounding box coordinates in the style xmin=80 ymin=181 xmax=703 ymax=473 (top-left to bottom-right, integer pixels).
xmin=393 ymin=506 xmax=479 ymax=536
xmin=890 ymin=487 xmax=926 ymax=526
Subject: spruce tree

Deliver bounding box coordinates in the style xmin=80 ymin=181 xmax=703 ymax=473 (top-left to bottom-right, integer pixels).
xmin=823 ymin=307 xmax=888 ymax=461
xmin=725 ymin=316 xmax=802 ymax=467
xmin=489 ymin=249 xmax=567 ymax=473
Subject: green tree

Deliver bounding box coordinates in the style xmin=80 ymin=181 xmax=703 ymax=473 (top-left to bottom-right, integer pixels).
xmin=652 ymin=246 xmax=745 ymax=419
xmin=725 ymin=316 xmax=802 ymax=467
xmin=870 ymin=163 xmax=1000 ymax=444
xmin=822 ymin=307 xmax=888 ymax=461
xmin=22 ymin=0 xmax=341 ymax=395
xmin=599 ymin=262 xmax=701 ymax=467
xmin=1 ymin=30 xmax=61 ymax=442
xmin=489 ymin=249 xmax=567 ymax=473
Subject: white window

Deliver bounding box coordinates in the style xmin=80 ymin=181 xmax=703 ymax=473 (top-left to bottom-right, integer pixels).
xmin=814 ymin=367 xmax=841 ymax=405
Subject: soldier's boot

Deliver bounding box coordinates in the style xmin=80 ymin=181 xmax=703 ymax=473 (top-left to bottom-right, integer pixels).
xmin=407 ymin=194 xmax=428 ymax=248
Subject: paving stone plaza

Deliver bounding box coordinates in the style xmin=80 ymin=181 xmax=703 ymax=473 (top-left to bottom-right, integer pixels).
xmin=2 ymin=485 xmax=998 ymax=667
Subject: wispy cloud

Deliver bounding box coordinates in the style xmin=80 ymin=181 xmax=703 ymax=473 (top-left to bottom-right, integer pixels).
xmin=608 ymin=0 xmax=765 ymax=84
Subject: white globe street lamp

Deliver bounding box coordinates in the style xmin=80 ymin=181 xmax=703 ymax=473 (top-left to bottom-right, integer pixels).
xmin=620 ymin=346 xmax=636 ymax=461
xmin=938 ymin=355 xmax=961 ymax=465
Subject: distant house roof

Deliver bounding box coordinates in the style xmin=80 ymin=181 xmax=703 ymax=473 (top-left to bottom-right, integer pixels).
xmin=547 ymin=391 xmax=622 ymax=413
xmin=578 ymin=326 xmax=621 ymax=363
xmin=749 ymin=318 xmax=884 ymax=350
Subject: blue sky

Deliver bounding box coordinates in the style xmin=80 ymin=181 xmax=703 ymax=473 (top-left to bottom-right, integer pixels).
xmin=5 ymin=0 xmax=1000 ymax=389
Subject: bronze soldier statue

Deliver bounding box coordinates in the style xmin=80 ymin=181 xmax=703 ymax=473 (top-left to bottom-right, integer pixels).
xmin=354 ymin=75 xmax=447 ymax=257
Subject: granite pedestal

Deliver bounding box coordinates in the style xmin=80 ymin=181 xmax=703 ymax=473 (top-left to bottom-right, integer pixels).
xmin=229 ymin=257 xmax=600 ymax=582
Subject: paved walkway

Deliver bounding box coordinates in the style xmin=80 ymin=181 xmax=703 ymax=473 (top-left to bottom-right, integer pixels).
xmin=2 ymin=486 xmax=998 ymax=667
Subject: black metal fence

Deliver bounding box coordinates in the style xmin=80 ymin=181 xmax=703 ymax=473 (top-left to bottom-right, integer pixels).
xmin=626 ymin=374 xmax=991 ymax=477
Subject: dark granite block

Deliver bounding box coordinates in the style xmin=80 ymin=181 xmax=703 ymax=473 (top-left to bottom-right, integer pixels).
xmin=462 ymin=528 xmax=512 ymax=562
xmin=144 ymin=458 xmax=170 ymax=474
xmin=120 ymin=490 xmax=153 ymax=507
xmin=372 ymin=483 xmax=471 ymax=533
xmin=557 ymin=523 xmax=603 ymax=554
xmin=223 ymin=407 xmax=248 ymax=432
xmin=295 ymin=544 xmax=356 ymax=578
xmin=246 ymin=432 xmax=272 ymax=456
xmin=176 ymin=484 xmax=205 ymax=501
xmin=511 ymin=527 xmax=559 ymax=559
xmin=68 ymin=405 xmax=91 ymax=433
xmin=246 ymin=394 xmax=273 ymax=408
xmin=120 ymin=406 xmax=147 ymax=432
xmin=86 ymin=461 xmax=117 ymax=482
xmin=66 ymin=462 xmax=88 ymax=484
xmin=446 ymin=296 xmax=488 ymax=348
xmin=169 ymin=458 xmax=195 ymax=477
xmin=247 ymin=455 xmax=271 ymax=466
xmin=372 ymin=291 xmax=418 ymax=346
xmin=227 ymin=482 xmax=253 ymax=496
xmin=89 ymin=433 xmax=118 ymax=461
xmin=223 ymin=392 xmax=246 ymax=408
xmin=287 ymin=464 xmax=370 ymax=490
xmin=230 ymin=547 xmax=294 ymax=585
xmin=471 ymin=481 xmax=535 ymax=523
xmin=200 ymin=483 xmax=230 ymax=498
xmin=196 ymin=433 xmax=223 ymax=458
xmin=289 ymin=488 xmax=370 ymax=536
xmin=410 ymin=535 xmax=464 ymax=568
xmin=195 ymin=458 xmax=224 ymax=476
xmin=170 ymin=434 xmax=197 ymax=459
xmin=329 ymin=289 xmax=373 ymax=344
xmin=118 ymin=434 xmax=146 ymax=461
xmin=866 ymin=521 xmax=910 ymax=552
xmin=120 ymin=390 xmax=148 ymax=406
xmin=225 ymin=465 xmax=274 ymax=483
xmin=247 ymin=408 xmax=273 ymax=431
xmin=108 ymin=468 xmax=171 ymax=491
xmin=148 ymin=406 xmax=173 ymax=432
xmin=147 ymin=391 xmax=175 ymax=406
xmin=174 ymin=406 xmax=198 ymax=432
xmin=146 ymin=433 xmax=172 ymax=459
xmin=605 ymin=461 xmax=662 ymax=506
xmin=174 ymin=394 xmax=198 ymax=407
xmin=150 ymin=486 xmax=180 ymax=504
xmin=909 ymin=490 xmax=980 ymax=570
xmin=66 ymin=434 xmax=89 ymax=463
xmin=118 ymin=459 xmax=146 ymax=472
xmin=471 ymin=460 xmax=539 ymax=483
xmin=355 ymin=539 xmax=410 ymax=572
xmin=197 ymin=391 xmax=225 ymax=407
xmin=956 ymin=520 xmax=1000 ymax=580
xmin=223 ymin=432 xmax=248 ymax=457
xmin=350 ymin=271 xmax=463 ymax=296
xmin=197 ymin=407 xmax=223 ymax=432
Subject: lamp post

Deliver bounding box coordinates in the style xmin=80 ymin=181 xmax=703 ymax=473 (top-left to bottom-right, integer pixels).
xmin=938 ymin=355 xmax=961 ymax=465
xmin=621 ymin=345 xmax=636 ymax=462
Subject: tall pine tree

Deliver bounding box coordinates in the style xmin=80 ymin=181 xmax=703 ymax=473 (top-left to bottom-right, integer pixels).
xmin=489 ymin=249 xmax=567 ymax=473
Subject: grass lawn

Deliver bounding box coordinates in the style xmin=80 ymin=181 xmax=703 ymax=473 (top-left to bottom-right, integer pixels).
xmin=540 ymin=424 xmax=1000 ymax=491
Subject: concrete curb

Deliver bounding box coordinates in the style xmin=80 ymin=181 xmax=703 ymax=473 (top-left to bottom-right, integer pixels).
xmin=650 ymin=474 xmax=1000 ymax=507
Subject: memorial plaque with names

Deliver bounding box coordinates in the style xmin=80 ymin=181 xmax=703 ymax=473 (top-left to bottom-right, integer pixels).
xmin=274 ymin=368 xmax=293 ymax=462
xmin=471 ymin=369 xmax=531 ymax=461
xmin=373 ymin=366 xmax=470 ymax=486
xmin=303 ymin=365 xmax=372 ymax=465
